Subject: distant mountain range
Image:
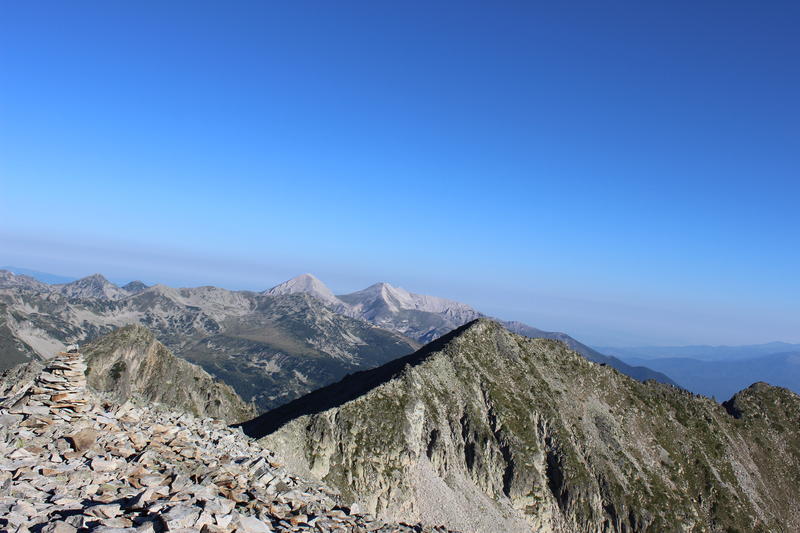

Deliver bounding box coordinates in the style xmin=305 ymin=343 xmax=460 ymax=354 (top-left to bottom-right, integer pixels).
xmin=0 ymin=268 xmax=675 ymax=411
xmin=601 ymin=343 xmax=800 ymax=399
xmin=598 ymin=342 xmax=800 ymax=361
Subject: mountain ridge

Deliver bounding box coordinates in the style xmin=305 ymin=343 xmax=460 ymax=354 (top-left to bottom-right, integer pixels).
xmin=83 ymin=324 xmax=255 ymax=423
xmin=245 ymin=319 xmax=800 ymax=532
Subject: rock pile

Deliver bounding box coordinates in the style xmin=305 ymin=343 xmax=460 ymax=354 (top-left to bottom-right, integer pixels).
xmin=0 ymin=353 xmax=457 ymax=533
xmin=8 ymin=351 xmax=89 ymax=420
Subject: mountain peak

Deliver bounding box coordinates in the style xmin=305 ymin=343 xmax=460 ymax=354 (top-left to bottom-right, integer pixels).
xmin=265 ymin=273 xmax=341 ymax=307
xmin=122 ymin=280 xmax=149 ymax=294
xmin=58 ymin=273 xmax=126 ymax=300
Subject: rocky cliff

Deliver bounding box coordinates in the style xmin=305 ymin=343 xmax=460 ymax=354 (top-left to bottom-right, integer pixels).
xmin=243 ymin=319 xmax=800 ymax=533
xmin=83 ymin=324 xmax=255 ymax=424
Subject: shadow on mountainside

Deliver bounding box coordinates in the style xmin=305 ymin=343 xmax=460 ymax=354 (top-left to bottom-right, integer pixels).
xmin=235 ymin=321 xmax=478 ymax=439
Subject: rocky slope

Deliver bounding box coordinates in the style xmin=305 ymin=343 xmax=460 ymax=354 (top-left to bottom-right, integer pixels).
xmin=82 ymin=325 xmax=255 ymax=424
xmin=243 ymin=319 xmax=800 ymax=533
xmin=0 ymin=351 xmax=455 ymax=532
xmin=0 ymin=271 xmax=418 ymax=410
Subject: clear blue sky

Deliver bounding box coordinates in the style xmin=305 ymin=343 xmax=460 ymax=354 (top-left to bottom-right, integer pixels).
xmin=1 ymin=1 xmax=798 ymax=346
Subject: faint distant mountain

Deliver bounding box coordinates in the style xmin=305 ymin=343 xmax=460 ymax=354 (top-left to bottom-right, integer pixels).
xmin=615 ymin=351 xmax=800 ymax=400
xmin=0 ymin=266 xmax=76 ymax=285
xmin=122 ymin=280 xmax=149 ymax=294
xmin=504 ymin=321 xmax=676 ymax=385
xmin=598 ymin=342 xmax=800 ymax=361
xmin=267 ymin=274 xmax=676 ymax=386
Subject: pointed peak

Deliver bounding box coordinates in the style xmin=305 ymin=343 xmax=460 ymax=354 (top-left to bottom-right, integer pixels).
xmin=265 ymin=273 xmax=340 ymax=306
xmin=59 ymin=273 xmax=125 ymax=299
xmin=74 ymin=273 xmax=112 ymax=284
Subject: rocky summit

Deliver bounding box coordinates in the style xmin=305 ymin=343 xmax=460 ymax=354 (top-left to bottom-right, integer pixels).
xmin=0 ymin=351 xmax=456 ymax=533
xmin=244 ymin=319 xmax=800 ymax=533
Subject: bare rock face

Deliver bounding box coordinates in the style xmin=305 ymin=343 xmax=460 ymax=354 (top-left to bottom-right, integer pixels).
xmin=0 ymin=351 xmax=457 ymax=533
xmin=82 ymin=325 xmax=255 ymax=424
xmin=244 ymin=319 xmax=800 ymax=533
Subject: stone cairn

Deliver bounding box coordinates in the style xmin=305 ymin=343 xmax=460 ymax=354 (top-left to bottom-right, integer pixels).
xmin=9 ymin=351 xmax=90 ymax=420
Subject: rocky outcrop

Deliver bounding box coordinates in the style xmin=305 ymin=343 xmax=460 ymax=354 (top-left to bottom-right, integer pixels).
xmin=0 ymin=352 xmax=456 ymax=532
xmin=244 ymin=319 xmax=800 ymax=533
xmin=83 ymin=325 xmax=255 ymax=424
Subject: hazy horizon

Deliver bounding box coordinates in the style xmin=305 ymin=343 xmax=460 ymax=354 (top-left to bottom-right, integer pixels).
xmin=2 ymin=3 xmax=798 ymax=347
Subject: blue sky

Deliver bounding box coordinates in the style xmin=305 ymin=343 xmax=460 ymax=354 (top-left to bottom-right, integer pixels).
xmin=1 ymin=1 xmax=798 ymax=346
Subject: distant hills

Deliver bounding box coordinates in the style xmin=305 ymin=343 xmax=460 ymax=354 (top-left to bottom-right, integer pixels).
xmin=599 ymin=342 xmax=800 ymax=361
xmin=601 ymin=343 xmax=800 ymax=399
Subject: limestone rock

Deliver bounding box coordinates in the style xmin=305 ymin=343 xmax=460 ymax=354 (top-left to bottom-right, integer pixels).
xmin=67 ymin=428 xmax=98 ymax=452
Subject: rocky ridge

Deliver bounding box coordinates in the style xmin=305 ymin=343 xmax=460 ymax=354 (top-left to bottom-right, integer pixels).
xmin=245 ymin=319 xmax=800 ymax=533
xmin=0 ymin=351 xmax=456 ymax=533
xmin=83 ymin=325 xmax=255 ymax=424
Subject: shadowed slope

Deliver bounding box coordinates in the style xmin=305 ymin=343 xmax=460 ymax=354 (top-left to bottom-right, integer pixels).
xmin=237 ymin=322 xmax=469 ymax=438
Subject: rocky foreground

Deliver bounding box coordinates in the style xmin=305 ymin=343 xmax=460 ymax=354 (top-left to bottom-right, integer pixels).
xmin=0 ymin=352 xmax=456 ymax=533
